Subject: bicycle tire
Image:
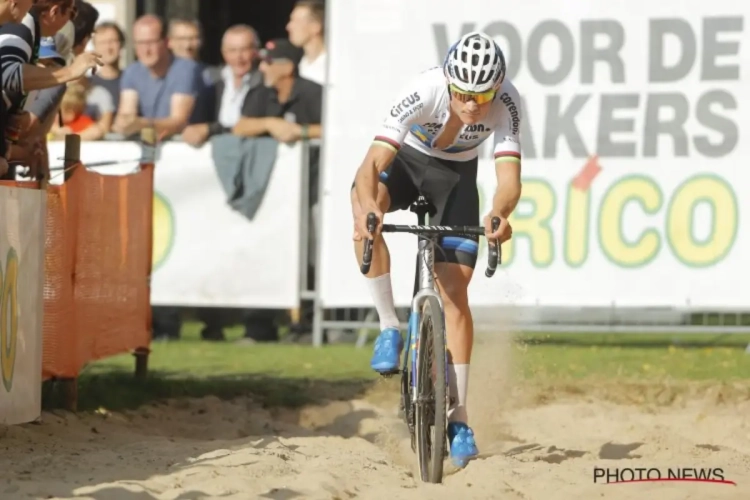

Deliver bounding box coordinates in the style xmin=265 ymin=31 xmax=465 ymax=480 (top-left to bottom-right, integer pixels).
xmin=414 ymin=295 xmax=447 ymax=483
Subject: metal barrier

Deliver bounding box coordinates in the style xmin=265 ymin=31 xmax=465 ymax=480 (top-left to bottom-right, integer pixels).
xmin=78 ymin=136 xmax=750 ymax=344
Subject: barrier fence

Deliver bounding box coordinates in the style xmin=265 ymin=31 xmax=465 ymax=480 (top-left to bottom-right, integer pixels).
xmin=42 ymin=136 xmax=154 ymax=384
xmin=0 ymin=133 xmax=156 ymax=423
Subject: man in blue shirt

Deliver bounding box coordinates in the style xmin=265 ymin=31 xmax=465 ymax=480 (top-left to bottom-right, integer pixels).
xmin=112 ymin=14 xmax=201 ymax=140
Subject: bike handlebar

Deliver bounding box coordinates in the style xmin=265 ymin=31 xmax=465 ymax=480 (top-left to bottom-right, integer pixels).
xmin=360 ymin=213 xmax=502 ymax=278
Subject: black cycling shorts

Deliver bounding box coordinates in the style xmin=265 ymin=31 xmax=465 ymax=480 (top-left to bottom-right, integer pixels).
xmin=354 ymin=144 xmax=480 ymax=268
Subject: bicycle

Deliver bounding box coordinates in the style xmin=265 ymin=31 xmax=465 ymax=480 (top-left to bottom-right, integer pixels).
xmin=360 ymin=195 xmax=501 ymax=484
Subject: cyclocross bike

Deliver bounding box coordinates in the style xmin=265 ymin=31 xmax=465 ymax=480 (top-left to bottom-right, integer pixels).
xmin=360 ymin=195 xmax=501 ymax=484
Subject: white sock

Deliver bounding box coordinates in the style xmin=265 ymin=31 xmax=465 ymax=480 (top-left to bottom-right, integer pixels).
xmin=366 ymin=274 xmax=400 ymax=330
xmin=447 ymin=364 xmax=469 ymax=423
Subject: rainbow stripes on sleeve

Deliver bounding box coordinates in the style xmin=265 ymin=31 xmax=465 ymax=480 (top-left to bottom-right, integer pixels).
xmin=494 ymin=151 xmax=521 ymax=163
xmin=373 ymin=136 xmax=401 ymax=153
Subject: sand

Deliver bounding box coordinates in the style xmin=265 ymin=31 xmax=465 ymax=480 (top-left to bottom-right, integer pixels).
xmin=2 ymin=336 xmax=750 ymax=499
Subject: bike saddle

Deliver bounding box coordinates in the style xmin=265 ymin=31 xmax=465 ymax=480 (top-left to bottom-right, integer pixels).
xmin=410 ymin=196 xmax=437 ymax=218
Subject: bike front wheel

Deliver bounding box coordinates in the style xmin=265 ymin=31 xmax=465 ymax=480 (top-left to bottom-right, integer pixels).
xmin=414 ymin=295 xmax=447 ymax=483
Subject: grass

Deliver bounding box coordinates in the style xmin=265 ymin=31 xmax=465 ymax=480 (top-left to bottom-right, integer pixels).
xmin=516 ymin=332 xmax=750 ymax=380
xmin=52 ymin=323 xmax=750 ymax=412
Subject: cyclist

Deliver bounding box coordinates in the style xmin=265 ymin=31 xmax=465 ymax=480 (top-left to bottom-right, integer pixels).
xmin=350 ymin=31 xmax=523 ymax=467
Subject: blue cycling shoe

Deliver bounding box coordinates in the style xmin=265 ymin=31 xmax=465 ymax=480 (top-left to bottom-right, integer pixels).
xmin=370 ymin=328 xmax=403 ymax=373
xmin=448 ymin=422 xmax=478 ymax=468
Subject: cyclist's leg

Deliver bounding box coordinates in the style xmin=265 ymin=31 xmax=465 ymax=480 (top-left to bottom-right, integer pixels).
xmin=425 ymin=155 xmax=480 ymax=465
xmin=351 ymin=150 xmax=419 ymax=372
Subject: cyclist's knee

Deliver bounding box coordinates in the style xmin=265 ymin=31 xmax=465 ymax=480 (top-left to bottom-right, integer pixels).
xmin=436 ymin=263 xmax=472 ymax=309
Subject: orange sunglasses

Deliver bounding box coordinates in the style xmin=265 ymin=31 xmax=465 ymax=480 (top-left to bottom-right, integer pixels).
xmin=448 ymin=84 xmax=496 ymax=105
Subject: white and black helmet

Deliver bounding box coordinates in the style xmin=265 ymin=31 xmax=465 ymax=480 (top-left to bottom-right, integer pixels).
xmin=443 ymin=32 xmax=506 ymax=93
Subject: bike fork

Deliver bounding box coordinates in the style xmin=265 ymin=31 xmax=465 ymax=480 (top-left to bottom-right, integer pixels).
xmin=408 ymin=311 xmax=419 ymax=395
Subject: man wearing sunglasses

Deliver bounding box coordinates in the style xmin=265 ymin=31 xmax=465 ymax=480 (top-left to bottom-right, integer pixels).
xmin=351 ymin=31 xmax=523 ymax=467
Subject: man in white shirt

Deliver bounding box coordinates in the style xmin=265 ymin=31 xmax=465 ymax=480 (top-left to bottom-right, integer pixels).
xmin=181 ymin=24 xmax=261 ymax=147
xmin=286 ymin=0 xmax=326 ymax=85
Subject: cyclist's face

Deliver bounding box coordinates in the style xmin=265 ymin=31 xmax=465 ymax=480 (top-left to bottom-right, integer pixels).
xmin=448 ymin=83 xmax=494 ymax=124
xmin=450 ymin=95 xmax=492 ymax=124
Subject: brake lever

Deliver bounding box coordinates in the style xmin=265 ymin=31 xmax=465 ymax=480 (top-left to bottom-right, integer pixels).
xmin=360 ymin=213 xmax=378 ymax=274
xmin=485 ymin=216 xmax=501 ymax=278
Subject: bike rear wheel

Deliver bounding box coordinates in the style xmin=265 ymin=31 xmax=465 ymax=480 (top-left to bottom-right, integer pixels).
xmin=414 ymin=295 xmax=447 ymax=483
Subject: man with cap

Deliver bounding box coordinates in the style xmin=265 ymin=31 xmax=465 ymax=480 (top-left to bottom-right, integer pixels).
xmin=232 ymin=38 xmax=322 ymax=344
xmin=233 ymin=38 xmax=321 ymax=143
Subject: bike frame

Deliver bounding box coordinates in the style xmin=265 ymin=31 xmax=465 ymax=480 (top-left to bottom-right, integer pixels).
xmin=404 ymin=205 xmax=448 ymax=400
xmin=358 ymin=198 xmax=501 ymax=456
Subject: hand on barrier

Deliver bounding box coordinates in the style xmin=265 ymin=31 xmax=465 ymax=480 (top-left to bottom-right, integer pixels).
xmin=13 ymin=140 xmax=49 ymax=180
xmin=266 ymin=118 xmax=301 ymax=144
xmin=181 ymin=124 xmax=210 ymax=147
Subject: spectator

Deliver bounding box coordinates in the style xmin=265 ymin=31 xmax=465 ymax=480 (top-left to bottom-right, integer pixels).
xmin=0 ymin=0 xmax=31 ymax=24
xmin=1 ymin=1 xmax=100 ymax=180
xmin=182 ymin=24 xmax=261 ymax=148
xmin=112 ymin=14 xmax=201 ymax=140
xmin=0 ymin=0 xmax=99 ymax=109
xmin=233 ymin=39 xmax=322 ymax=142
xmin=70 ymin=0 xmax=95 ymax=52
xmin=166 ymin=18 xmax=201 ymax=62
xmin=25 ymin=0 xmax=101 ymax=141
xmin=165 ymin=18 xmax=213 ymax=126
xmin=286 ymin=0 xmax=326 ymax=85
xmin=49 ymin=81 xmax=92 ymax=135
xmin=232 ymin=39 xmax=322 ymax=343
xmin=181 ymin=24 xmax=261 ymax=342
xmin=74 ymin=76 xmax=111 ymax=139
xmin=90 ymin=21 xmax=124 ymax=110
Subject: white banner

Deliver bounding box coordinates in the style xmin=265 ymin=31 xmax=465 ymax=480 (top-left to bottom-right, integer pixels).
xmin=0 ymin=185 xmax=45 ymax=425
xmin=321 ymin=0 xmax=749 ymax=308
xmin=47 ymin=140 xmax=303 ymax=308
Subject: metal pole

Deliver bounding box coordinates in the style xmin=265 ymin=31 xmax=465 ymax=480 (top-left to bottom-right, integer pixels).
xmin=293 ymin=141 xmax=311 ymax=327
xmin=311 ymin=3 xmax=334 ymax=347
xmin=63 ymin=134 xmax=81 ymax=181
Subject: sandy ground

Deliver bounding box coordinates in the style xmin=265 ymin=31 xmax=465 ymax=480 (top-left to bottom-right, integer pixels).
xmin=2 ymin=337 xmax=750 ymax=499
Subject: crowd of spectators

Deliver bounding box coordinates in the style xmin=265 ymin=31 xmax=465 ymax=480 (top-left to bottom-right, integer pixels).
xmin=0 ymin=0 xmax=328 ymax=344
xmin=36 ymin=1 xmax=327 ymax=149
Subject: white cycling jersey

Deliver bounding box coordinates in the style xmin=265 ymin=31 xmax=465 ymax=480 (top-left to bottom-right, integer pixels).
xmin=372 ymin=67 xmax=523 ymax=163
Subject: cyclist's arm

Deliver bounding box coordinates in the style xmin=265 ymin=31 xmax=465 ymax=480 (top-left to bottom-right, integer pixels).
xmin=492 ymin=149 xmax=522 ymax=218
xmin=354 ymin=137 xmax=398 ymax=210
xmin=491 ymin=89 xmax=523 ymax=218
xmin=355 ymin=81 xmax=429 ymax=210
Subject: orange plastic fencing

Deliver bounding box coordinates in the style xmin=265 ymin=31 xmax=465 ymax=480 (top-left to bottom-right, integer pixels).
xmin=41 ymin=163 xmax=154 ymax=379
